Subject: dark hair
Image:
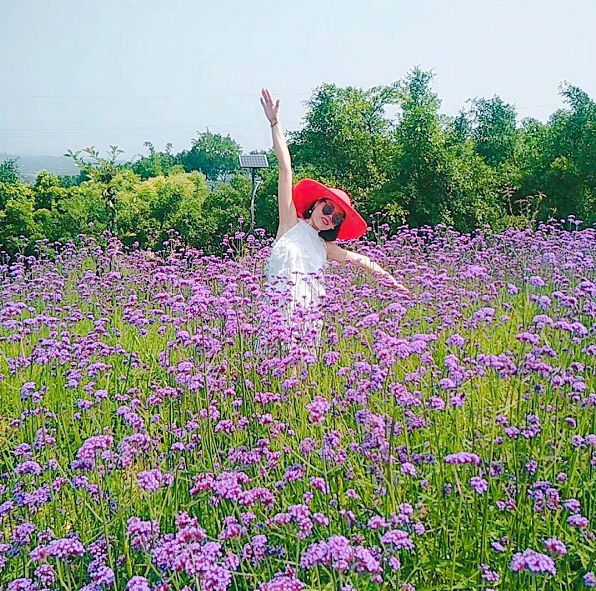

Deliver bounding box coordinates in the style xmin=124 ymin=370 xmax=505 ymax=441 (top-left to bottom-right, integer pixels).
xmin=302 ymin=199 xmax=342 ymax=241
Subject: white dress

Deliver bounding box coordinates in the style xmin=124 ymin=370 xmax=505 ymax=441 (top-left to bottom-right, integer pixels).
xmin=264 ymin=218 xmax=329 ymax=338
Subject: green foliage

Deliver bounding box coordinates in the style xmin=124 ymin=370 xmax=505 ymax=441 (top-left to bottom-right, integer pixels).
xmin=179 ymin=129 xmax=241 ymax=182
xmin=518 ymin=83 xmax=595 ymax=222
xmin=64 ymin=145 xmax=124 ymax=184
xmin=0 ymin=180 xmax=22 ymax=211
xmin=147 ymin=171 xmax=209 ymax=249
xmin=468 ymin=96 xmax=519 ymax=168
xmin=386 ymin=68 xmax=452 ymax=227
xmin=0 ymin=187 xmax=37 ymax=254
xmin=57 ymin=173 xmax=85 ymax=188
xmin=0 ymin=157 xmax=20 ymax=185
xmin=1 ymin=70 xmax=594 ymax=257
xmin=33 ymin=170 xmax=66 ymax=210
xmin=128 ymin=141 xmax=179 ymax=180
xmin=289 ymin=82 xmax=397 ymax=205
xmin=196 ymin=173 xmax=251 ymax=253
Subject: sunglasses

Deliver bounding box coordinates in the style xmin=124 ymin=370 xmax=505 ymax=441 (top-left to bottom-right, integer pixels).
xmin=320 ymin=201 xmax=345 ymax=226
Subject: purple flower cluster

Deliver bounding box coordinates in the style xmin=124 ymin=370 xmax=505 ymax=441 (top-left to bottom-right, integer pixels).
xmin=300 ymin=535 xmax=383 ymax=583
xmin=380 ymin=529 xmax=415 ymax=550
xmin=470 ymin=476 xmax=488 ymax=494
xmin=126 ymin=517 xmax=160 ymax=551
xmin=258 ymin=575 xmax=305 ymax=591
xmin=136 ymin=468 xmax=174 ymax=491
xmin=444 ymin=452 xmax=481 ymax=466
xmin=305 ymin=396 xmax=330 ymax=424
xmin=509 ymin=548 xmax=557 ymax=576
xmin=30 ymin=536 xmax=85 ymax=562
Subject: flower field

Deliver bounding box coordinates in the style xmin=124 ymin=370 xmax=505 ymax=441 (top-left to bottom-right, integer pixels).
xmin=0 ymin=220 xmax=594 ymax=591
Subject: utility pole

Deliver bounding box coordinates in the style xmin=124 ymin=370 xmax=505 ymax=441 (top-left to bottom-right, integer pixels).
xmin=239 ymin=154 xmax=269 ymax=231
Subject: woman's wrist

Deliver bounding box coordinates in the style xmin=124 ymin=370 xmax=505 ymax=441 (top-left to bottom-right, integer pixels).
xmin=367 ymin=259 xmax=385 ymax=275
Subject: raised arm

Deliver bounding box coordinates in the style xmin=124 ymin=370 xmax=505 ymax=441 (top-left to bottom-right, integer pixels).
xmin=326 ymin=241 xmax=411 ymax=298
xmin=260 ymin=88 xmax=297 ymax=240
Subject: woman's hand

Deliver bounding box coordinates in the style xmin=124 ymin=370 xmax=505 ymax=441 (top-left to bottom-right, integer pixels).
xmin=260 ymin=88 xmax=280 ymax=124
xmin=342 ymin=250 xmax=412 ymax=299
xmin=380 ymin=274 xmax=412 ymax=298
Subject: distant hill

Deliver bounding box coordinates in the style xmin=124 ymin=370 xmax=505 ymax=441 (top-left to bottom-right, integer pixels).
xmin=0 ymin=153 xmax=80 ymax=184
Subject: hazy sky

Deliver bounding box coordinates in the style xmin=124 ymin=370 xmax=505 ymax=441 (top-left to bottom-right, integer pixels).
xmin=0 ymin=0 xmax=594 ymax=158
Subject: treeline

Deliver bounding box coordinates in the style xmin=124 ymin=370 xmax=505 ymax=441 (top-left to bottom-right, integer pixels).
xmin=0 ymin=67 xmax=594 ymax=258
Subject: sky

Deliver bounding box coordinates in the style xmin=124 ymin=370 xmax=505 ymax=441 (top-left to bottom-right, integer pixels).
xmin=0 ymin=0 xmax=594 ymax=158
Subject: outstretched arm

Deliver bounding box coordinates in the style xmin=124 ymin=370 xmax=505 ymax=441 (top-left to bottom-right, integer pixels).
xmin=260 ymin=88 xmax=297 ymax=240
xmin=326 ymin=241 xmax=411 ymax=298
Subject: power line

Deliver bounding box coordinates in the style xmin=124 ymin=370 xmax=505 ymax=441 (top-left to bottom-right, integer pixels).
xmin=0 ymin=123 xmax=301 ymax=132
xmin=0 ymin=92 xmax=308 ymax=99
xmin=0 ymin=102 xmax=564 ymax=140
xmin=0 ymin=94 xmax=562 ymax=109
xmin=0 ymin=124 xmax=303 ymax=139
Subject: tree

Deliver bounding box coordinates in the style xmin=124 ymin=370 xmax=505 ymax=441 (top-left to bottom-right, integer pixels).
xmin=468 ymin=96 xmax=519 ymax=168
xmin=0 ymin=158 xmax=20 ymax=184
xmin=179 ymin=130 xmax=241 ymax=182
xmin=517 ymin=83 xmax=595 ymax=222
xmin=372 ymin=67 xmax=506 ymax=231
xmin=33 ymin=170 xmax=64 ymax=210
xmin=195 ymin=173 xmax=251 ymax=253
xmin=110 ymin=171 xmax=208 ymax=249
xmin=129 ymin=141 xmax=178 ymax=179
xmin=64 ymin=145 xmax=125 ymax=233
xmin=378 ymin=67 xmax=453 ymax=227
xmin=289 ymin=82 xmax=398 ymax=205
xmin=0 ymin=191 xmax=38 ymax=255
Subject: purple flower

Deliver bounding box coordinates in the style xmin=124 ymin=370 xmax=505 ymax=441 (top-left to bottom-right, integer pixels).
xmin=439 ymin=378 xmax=457 ymax=390
xmin=137 ymin=469 xmax=174 ymax=491
xmin=509 ymin=548 xmax=556 ymax=576
xmin=480 ymin=563 xmax=500 ymax=583
xmin=15 ymin=461 xmax=43 ymax=476
xmin=381 ymin=529 xmax=415 ymax=550
xmin=300 ymin=535 xmax=372 ymax=575
xmin=310 ymin=477 xmax=329 ymax=494
xmin=563 ymin=498 xmax=581 ymax=513
xmin=446 ymin=333 xmax=465 ymax=347
xmin=529 ymin=275 xmax=545 ymax=288
xmin=74 ymin=435 xmax=113 ymax=470
xmin=258 ymin=576 xmax=305 ymax=591
xmin=470 ymin=476 xmax=488 ymax=494
xmin=7 ymin=579 xmax=37 ymax=591
xmin=126 ymin=576 xmax=151 ymax=591
xmin=305 ymin=396 xmax=330 ymax=424
xmin=544 ymin=537 xmax=567 ymax=556
xmin=13 ymin=522 xmax=36 ymax=544
xmin=90 ymin=565 xmax=115 ymax=587
xmin=400 ymin=462 xmax=417 ymax=476
xmin=126 ymin=516 xmax=160 ymax=551
xmin=444 ymin=452 xmax=481 ymax=466
xmin=368 ymin=516 xmax=388 ymax=529
xmin=568 ymin=514 xmax=589 ymax=528
xmin=34 ymin=564 xmax=56 ymax=585
xmin=428 ymin=395 xmax=446 ymax=410
xmin=46 ymin=537 xmax=85 ymax=560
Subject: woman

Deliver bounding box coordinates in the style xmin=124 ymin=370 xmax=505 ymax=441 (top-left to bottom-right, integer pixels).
xmin=260 ymin=87 xmax=410 ymax=345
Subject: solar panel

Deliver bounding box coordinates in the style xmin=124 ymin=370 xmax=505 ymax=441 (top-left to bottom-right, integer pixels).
xmin=239 ymin=154 xmax=269 ymax=168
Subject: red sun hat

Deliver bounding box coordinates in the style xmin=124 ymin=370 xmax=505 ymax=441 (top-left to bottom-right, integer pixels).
xmin=292 ymin=178 xmax=368 ymax=240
